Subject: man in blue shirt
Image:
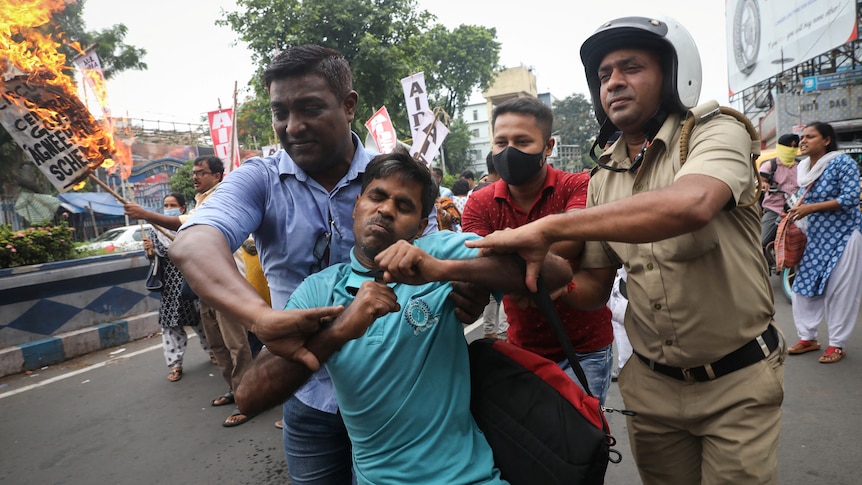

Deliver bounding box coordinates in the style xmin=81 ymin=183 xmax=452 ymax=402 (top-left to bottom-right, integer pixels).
xmin=171 ymin=45 xmax=485 ymax=483
xmin=235 ymin=149 xmax=571 ymax=484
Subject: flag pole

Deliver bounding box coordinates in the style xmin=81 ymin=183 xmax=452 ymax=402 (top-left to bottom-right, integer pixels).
xmin=229 ymin=80 xmax=238 ymax=172
xmin=87 ymin=174 xmax=174 ymax=241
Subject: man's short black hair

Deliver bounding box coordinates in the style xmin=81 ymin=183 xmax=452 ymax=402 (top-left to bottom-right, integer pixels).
xmin=362 ymin=147 xmax=437 ymax=217
xmin=194 ymin=155 xmax=224 ymax=175
xmin=452 ymin=178 xmax=470 ymax=196
xmin=263 ymin=44 xmax=353 ymax=101
xmin=492 ymin=97 xmax=554 ymax=141
xmin=460 ymin=170 xmax=475 ymax=181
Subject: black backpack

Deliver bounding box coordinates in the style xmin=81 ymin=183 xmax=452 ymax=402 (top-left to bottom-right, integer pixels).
xmin=469 ymin=272 xmax=620 ymax=485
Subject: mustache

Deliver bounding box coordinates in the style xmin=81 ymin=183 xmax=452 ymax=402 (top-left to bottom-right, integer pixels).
xmin=365 ymin=216 xmax=393 ymax=231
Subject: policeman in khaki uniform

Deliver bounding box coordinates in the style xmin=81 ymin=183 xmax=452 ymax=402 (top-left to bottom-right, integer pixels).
xmin=467 ymin=16 xmax=785 ymax=484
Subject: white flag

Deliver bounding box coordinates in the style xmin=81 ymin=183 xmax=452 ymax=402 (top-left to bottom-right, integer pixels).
xmin=401 ymin=72 xmax=431 ymax=136
xmin=72 ymin=48 xmax=110 ymax=119
xmin=409 ymin=118 xmax=449 ymax=167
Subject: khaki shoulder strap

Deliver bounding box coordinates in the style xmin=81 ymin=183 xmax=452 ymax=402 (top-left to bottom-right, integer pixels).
xmin=679 ymin=102 xmax=762 ymax=208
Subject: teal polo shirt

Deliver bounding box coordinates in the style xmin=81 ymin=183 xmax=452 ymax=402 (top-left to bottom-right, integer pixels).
xmin=286 ymin=231 xmax=505 ymax=485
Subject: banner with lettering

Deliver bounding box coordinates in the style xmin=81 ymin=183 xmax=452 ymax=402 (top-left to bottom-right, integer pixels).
xmin=365 ymin=106 xmax=398 ymax=154
xmin=410 ymin=118 xmax=449 ymax=167
xmin=207 ymin=108 xmax=240 ymax=173
xmin=401 ymin=72 xmax=431 ymax=137
xmin=72 ymin=48 xmax=110 ymax=120
xmin=0 ymin=76 xmax=104 ymax=192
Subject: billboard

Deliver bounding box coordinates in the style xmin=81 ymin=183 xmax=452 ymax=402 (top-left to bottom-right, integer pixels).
xmin=726 ymin=0 xmax=858 ymax=96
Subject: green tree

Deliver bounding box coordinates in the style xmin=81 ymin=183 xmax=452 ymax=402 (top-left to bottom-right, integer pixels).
xmin=0 ymin=0 xmax=147 ymax=195
xmin=220 ymin=0 xmax=499 ymax=150
xmin=438 ymin=119 xmax=473 ymax=175
xmin=168 ymin=159 xmax=196 ymax=207
xmin=553 ymin=93 xmax=600 ymax=168
xmin=417 ymin=24 xmax=500 ymax=118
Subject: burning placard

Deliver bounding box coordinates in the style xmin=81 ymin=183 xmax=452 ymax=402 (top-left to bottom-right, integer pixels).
xmin=0 ymin=69 xmax=111 ymax=192
xmin=0 ymin=0 xmax=121 ymax=192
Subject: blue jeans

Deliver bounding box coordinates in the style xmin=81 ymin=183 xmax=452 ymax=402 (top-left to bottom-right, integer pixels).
xmin=283 ymin=397 xmax=354 ymax=485
xmin=557 ymin=343 xmax=613 ymax=405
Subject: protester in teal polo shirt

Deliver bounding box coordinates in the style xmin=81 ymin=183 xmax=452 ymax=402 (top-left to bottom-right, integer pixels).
xmin=235 ymin=148 xmax=571 ymax=484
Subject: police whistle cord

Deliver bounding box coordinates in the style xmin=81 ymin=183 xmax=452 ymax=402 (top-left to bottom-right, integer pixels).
xmin=87 ymin=174 xmax=175 ymax=241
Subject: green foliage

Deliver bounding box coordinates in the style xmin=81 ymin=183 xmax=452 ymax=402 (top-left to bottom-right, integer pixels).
xmin=440 ymin=119 xmax=473 ymax=175
xmin=440 ymin=173 xmax=457 ymax=189
xmin=236 ymin=76 xmax=276 ymax=149
xmin=553 ymin=92 xmax=600 ymax=149
xmin=221 ymin=0 xmax=499 ymax=147
xmin=168 ymin=159 xmax=197 ymax=205
xmin=0 ymin=222 xmax=76 ymax=268
xmin=417 ymin=24 xmax=500 ymax=117
xmin=553 ymin=93 xmax=601 ymax=171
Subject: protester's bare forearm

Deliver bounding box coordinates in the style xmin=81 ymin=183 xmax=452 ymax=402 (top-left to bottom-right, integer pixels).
xmin=170 ymin=225 xmax=270 ymax=330
xmin=438 ymin=252 xmax=572 ymax=293
xmin=235 ymin=315 xmax=361 ymax=415
xmin=235 ymin=350 xmax=308 ymax=415
xmin=557 ymin=267 xmax=617 ymax=310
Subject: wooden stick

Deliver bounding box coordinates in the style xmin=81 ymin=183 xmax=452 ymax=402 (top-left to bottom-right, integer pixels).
xmin=87 ymin=173 xmax=175 ymax=241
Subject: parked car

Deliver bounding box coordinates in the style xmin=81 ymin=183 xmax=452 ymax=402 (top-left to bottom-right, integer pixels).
xmin=77 ymin=224 xmax=153 ymax=253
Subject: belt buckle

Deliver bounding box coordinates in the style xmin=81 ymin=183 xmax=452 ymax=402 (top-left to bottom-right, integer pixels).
xmin=681 ymin=367 xmax=697 ymax=383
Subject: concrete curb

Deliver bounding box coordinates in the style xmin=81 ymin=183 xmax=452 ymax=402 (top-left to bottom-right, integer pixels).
xmin=0 ymin=312 xmax=160 ymax=378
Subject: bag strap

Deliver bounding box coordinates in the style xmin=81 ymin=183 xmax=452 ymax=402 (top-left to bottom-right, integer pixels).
xmin=518 ymin=258 xmax=594 ymax=397
xmin=679 ymin=104 xmax=763 ymax=209
xmin=791 ymin=182 xmax=817 ymax=209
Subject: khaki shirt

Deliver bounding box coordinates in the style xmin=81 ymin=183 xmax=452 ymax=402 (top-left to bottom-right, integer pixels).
xmin=582 ymin=102 xmax=774 ymax=367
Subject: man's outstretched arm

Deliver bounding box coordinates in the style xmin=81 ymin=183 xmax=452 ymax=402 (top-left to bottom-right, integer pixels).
xmin=171 ymin=224 xmax=341 ymax=370
xmin=375 ymin=240 xmax=573 ymax=293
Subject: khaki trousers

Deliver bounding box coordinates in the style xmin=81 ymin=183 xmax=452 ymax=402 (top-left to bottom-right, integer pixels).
xmin=618 ymin=333 xmax=785 ymax=484
xmin=200 ymin=300 xmax=252 ymax=392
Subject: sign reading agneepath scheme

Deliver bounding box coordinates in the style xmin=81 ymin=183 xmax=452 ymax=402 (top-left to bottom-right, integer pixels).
xmin=0 ymin=71 xmax=109 ymax=192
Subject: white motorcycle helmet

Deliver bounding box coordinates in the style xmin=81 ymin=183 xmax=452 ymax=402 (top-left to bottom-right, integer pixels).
xmin=580 ymin=16 xmax=702 ymax=127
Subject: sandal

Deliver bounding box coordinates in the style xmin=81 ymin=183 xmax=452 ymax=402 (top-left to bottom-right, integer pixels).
xmin=209 ymin=352 xmax=219 ymax=365
xmin=788 ymin=339 xmax=820 ymax=354
xmin=167 ymin=367 xmax=183 ymax=382
xmin=211 ymin=391 xmax=235 ymax=407
xmin=223 ymin=408 xmax=251 ymax=427
xmin=818 ymin=346 xmax=845 ymax=363
xmin=275 ymin=419 xmax=283 ymax=429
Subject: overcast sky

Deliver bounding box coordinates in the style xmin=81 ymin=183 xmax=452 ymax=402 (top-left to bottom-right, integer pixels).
xmin=81 ymin=0 xmax=730 ymax=126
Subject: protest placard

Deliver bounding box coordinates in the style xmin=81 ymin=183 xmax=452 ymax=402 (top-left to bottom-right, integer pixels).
xmin=0 ymin=73 xmax=108 ymax=192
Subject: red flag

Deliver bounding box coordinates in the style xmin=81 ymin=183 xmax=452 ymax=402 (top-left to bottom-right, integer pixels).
xmin=364 ymin=106 xmax=398 ymax=154
xmin=208 ymin=108 xmax=240 ymax=173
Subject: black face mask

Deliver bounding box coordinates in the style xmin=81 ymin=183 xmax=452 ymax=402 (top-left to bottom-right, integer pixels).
xmin=493 ymin=146 xmax=545 ymax=186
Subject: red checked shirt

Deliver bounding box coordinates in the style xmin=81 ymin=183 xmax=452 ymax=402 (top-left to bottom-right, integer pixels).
xmin=462 ymin=167 xmax=613 ymax=362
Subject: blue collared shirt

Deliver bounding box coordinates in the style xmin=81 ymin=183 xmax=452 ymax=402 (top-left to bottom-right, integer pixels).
xmin=181 ymin=134 xmax=435 ymax=413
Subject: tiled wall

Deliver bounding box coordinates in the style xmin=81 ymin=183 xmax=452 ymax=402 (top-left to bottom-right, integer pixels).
xmin=0 ymin=252 xmax=160 ymax=348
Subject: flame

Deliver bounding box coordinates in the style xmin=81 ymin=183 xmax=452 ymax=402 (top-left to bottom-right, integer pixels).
xmin=0 ymin=0 xmax=131 ymax=184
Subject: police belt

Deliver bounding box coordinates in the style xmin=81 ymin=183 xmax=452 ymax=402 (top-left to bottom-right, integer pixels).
xmin=635 ymin=325 xmax=779 ymax=382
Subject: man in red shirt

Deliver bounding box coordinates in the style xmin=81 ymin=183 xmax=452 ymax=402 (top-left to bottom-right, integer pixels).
xmin=462 ymin=96 xmax=614 ymax=403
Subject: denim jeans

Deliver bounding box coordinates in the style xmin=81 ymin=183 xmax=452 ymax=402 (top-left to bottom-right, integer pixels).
xmin=557 ymin=343 xmax=613 ymax=405
xmin=282 ymin=397 xmax=355 ymax=485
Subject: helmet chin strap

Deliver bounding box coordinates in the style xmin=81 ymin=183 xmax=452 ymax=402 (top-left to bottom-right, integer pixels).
xmin=591 ymin=108 xmax=669 ymax=173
